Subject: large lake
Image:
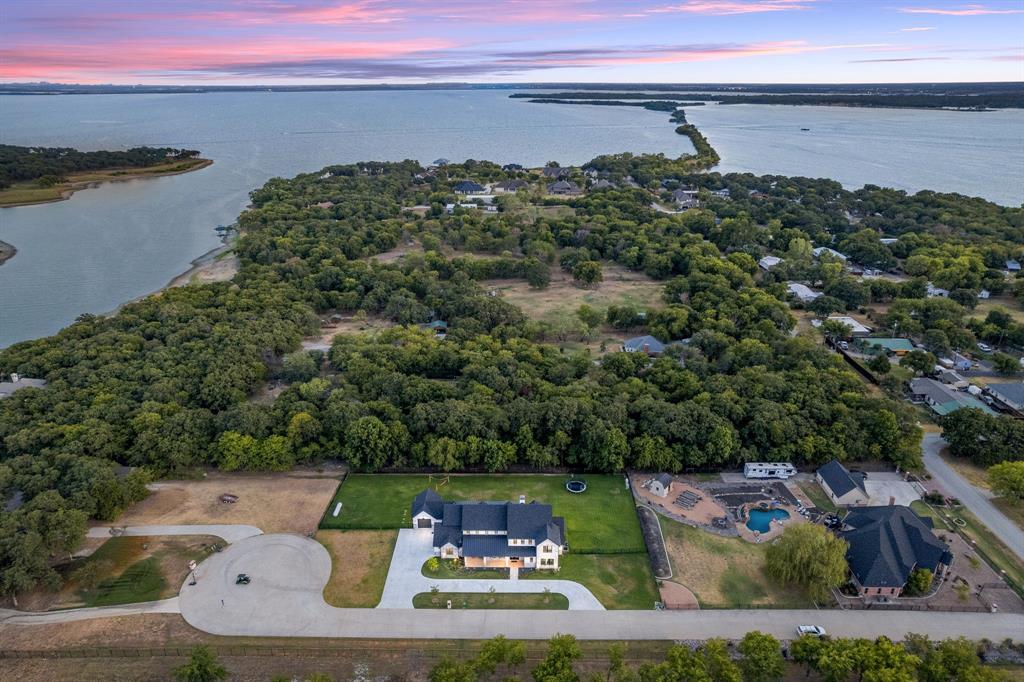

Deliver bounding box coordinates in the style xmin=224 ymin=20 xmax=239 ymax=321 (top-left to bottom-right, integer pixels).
xmin=1 ymin=91 xmax=1022 ymax=348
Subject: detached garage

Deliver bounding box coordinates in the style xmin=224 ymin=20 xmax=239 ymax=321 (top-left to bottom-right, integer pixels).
xmin=411 ymin=488 xmax=444 ymax=528
xmin=816 ymin=459 xmax=869 ymax=507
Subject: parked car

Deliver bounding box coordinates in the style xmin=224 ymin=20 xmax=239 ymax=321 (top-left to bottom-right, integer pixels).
xmin=838 ymin=341 xmax=849 ymax=351
xmin=977 ymin=342 xmax=993 ymax=353
xmin=797 ymin=625 xmax=827 ymax=637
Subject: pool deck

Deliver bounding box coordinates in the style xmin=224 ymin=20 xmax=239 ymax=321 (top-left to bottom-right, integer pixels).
xmin=736 ymin=502 xmax=805 ymax=543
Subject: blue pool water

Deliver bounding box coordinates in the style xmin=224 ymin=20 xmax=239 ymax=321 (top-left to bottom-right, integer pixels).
xmin=746 ymin=508 xmax=790 ymax=533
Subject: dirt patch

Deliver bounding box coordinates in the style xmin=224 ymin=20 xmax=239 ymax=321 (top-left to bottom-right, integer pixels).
xmin=116 ymin=471 xmax=341 ymax=534
xmin=367 ymin=238 xmax=424 ymax=263
xmin=481 ymin=263 xmax=664 ymax=327
xmin=636 ymin=506 xmax=671 ymax=580
xmin=301 ymin=315 xmax=396 ymax=351
xmin=632 ymin=475 xmax=728 ymax=526
xmin=316 ymin=530 xmax=397 ymax=608
xmin=659 ymin=581 xmax=699 ymax=610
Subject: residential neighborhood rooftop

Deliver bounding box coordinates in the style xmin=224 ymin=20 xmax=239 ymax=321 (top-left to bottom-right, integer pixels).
xmin=817 ymin=459 xmax=866 ymax=499
xmin=842 ymin=506 xmax=952 ymax=590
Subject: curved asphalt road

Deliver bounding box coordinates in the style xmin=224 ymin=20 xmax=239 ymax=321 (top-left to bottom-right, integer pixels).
xmin=921 ymin=433 xmax=1024 ymax=562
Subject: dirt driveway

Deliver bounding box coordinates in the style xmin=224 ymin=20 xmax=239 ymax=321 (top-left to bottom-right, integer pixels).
xmin=116 ymin=471 xmax=340 ymax=534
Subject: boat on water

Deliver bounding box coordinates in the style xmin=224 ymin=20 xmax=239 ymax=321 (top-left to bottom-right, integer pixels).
xmin=800 ymin=127 xmax=811 ymax=131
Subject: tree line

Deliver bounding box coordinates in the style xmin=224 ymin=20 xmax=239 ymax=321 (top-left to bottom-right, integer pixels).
xmin=0 ymin=144 xmax=201 ymax=188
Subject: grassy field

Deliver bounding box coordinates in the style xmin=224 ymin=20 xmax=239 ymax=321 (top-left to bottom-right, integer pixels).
xmin=993 ymin=497 xmax=1024 ymax=530
xmin=0 ymin=158 xmax=211 ymax=207
xmin=911 ymin=501 xmax=1024 ymax=592
xmin=971 ymin=297 xmax=1024 ymax=325
xmin=524 ymin=553 xmax=659 ymax=610
xmin=794 ymin=480 xmax=838 ymax=513
xmin=316 ymin=530 xmax=397 ymax=608
xmin=323 ymin=474 xmax=644 ymax=553
xmin=659 ymin=519 xmax=814 ymax=608
xmin=413 ymin=591 xmax=569 ymax=609
xmin=422 ymin=558 xmax=507 ymax=580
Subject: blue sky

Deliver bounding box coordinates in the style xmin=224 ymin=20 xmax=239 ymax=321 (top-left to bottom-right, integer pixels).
xmin=1 ymin=1 xmax=1022 ymax=83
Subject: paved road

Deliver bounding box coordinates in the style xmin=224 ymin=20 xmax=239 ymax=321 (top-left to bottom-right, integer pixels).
xmin=921 ymin=433 xmax=1024 ymax=562
xmin=87 ymin=524 xmax=263 ymax=544
xmin=378 ymin=530 xmax=604 ymax=610
xmin=0 ymin=598 xmax=180 ymax=625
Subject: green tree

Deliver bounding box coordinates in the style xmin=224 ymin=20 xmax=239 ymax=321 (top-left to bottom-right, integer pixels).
xmin=572 ymin=260 xmax=603 ymax=287
xmin=988 ymin=461 xmax=1024 ymax=500
xmin=174 ymin=646 xmax=228 ymax=682
xmin=904 ymin=568 xmax=933 ymax=596
xmin=992 ymin=352 xmax=1021 ymax=375
xmin=343 ymin=416 xmax=396 ymax=471
xmin=900 ymin=350 xmax=936 ymax=377
xmin=765 ymin=524 xmax=848 ymax=602
xmin=576 ymin=304 xmax=605 ymax=329
xmin=533 ymin=634 xmax=581 ymax=682
xmin=524 ymin=257 xmax=552 ymax=289
xmin=281 ymin=351 xmax=319 ymax=383
xmin=429 ymin=657 xmax=475 ymax=682
xmin=738 ymin=631 xmax=784 ymax=682
xmin=867 ymin=354 xmax=891 ymax=375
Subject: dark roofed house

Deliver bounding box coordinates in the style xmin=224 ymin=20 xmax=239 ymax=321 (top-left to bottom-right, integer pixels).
xmin=494 ymin=179 xmax=528 ymax=193
xmin=671 ymin=188 xmax=699 ymax=208
xmin=453 ymin=180 xmax=486 ymax=194
xmin=0 ymin=374 xmax=47 ymax=399
xmin=591 ymin=179 xmax=616 ymax=191
xmin=816 ymin=459 xmax=868 ymax=507
xmin=622 ymin=335 xmax=665 ymax=356
xmin=841 ymin=506 xmax=952 ymax=598
xmin=986 ymin=382 xmax=1024 ymax=413
xmin=547 ymin=180 xmax=581 ymax=196
xmin=1006 ymin=259 xmax=1021 ymax=272
xmin=542 ymin=166 xmax=570 ymax=179
xmin=412 ymin=491 xmax=567 ymax=570
xmin=502 ymin=163 xmax=524 ymax=171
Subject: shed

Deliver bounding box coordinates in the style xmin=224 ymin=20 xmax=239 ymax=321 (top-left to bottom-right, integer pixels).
xmin=649 ymin=474 xmax=673 ymax=498
xmin=816 ymin=459 xmax=868 ymax=507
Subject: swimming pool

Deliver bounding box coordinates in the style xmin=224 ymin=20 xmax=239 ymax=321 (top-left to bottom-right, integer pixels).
xmin=746 ymin=508 xmax=790 ymax=533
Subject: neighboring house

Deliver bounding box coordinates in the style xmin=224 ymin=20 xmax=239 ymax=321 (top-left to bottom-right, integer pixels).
xmin=812 ymin=246 xmax=847 ymax=262
xmin=622 ymin=335 xmax=665 ymax=356
xmin=758 ymin=255 xmax=782 ymax=271
xmin=494 ymin=179 xmax=528 ymax=193
xmin=1006 ymin=259 xmax=1021 ymax=273
xmin=815 ymin=316 xmax=872 ymax=337
xmin=787 ymin=282 xmax=822 ymax=303
xmin=710 ymin=188 xmax=731 ymax=199
xmin=502 ymin=163 xmax=524 ymax=171
xmin=978 ymin=289 xmax=991 ymax=300
xmin=815 ymin=459 xmax=868 ymax=507
xmin=453 ymin=180 xmax=486 ymax=194
xmin=312 ymin=200 xmax=334 ymax=209
xmin=879 ymin=238 xmax=899 ymax=245
xmin=649 ymin=473 xmax=673 ymax=498
xmin=542 ymin=166 xmax=570 ymax=179
xmin=908 ymin=378 xmax=996 ymax=416
xmin=445 ymin=202 xmax=484 ymax=214
xmin=432 ymin=158 xmax=450 ymax=167
xmin=860 ymin=337 xmax=914 ymax=357
xmin=951 ymin=351 xmax=973 ymax=371
xmin=672 ymin=188 xmax=699 ymax=208
xmin=419 ymin=320 xmax=448 ymax=339
xmin=841 ymin=506 xmax=952 ymax=598
xmin=0 ymin=374 xmax=47 ymax=399
xmin=986 ymin=382 xmax=1024 ymax=413
xmin=547 ymin=180 xmax=581 ymax=195
xmin=412 ymin=490 xmax=567 ymax=570
xmin=935 ymin=370 xmax=969 ymax=389
xmin=926 ymin=283 xmax=950 ymax=298
xmin=591 ymin=179 xmax=616 ymax=191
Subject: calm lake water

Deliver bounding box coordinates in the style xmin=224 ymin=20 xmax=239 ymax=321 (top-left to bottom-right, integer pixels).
xmin=1 ymin=91 xmax=1022 ymax=348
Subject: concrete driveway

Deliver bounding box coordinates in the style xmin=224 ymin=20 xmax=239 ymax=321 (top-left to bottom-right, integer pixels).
xmin=865 ymin=479 xmax=920 ymax=507
xmin=378 ymin=529 xmax=604 ymax=610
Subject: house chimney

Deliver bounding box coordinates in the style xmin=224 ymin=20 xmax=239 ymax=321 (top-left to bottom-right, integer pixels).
xmin=10 ymin=373 xmax=19 ymax=383
xmin=519 ymin=495 xmax=526 ymax=504
xmin=889 ymin=496 xmax=895 ymax=506
xmin=643 ymin=343 xmax=650 ymax=354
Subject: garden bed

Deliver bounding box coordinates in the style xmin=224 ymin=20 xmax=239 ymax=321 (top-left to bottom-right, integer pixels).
xmin=413 ymin=591 xmax=568 ymax=609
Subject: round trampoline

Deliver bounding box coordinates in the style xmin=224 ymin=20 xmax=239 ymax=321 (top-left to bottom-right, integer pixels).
xmin=566 ymin=479 xmax=587 ymax=494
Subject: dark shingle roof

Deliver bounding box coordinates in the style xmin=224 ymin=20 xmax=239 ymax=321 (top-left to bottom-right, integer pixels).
xmin=453 ymin=180 xmax=484 ymax=193
xmin=411 ymin=488 xmax=445 ymax=519
xmin=461 ymin=502 xmax=508 ymax=532
xmin=817 ymin=459 xmax=866 ymax=498
xmin=623 ymin=335 xmax=665 ymax=354
xmin=655 ymin=473 xmax=673 ymax=488
xmin=496 ymin=179 xmax=528 ymax=190
xmin=463 ymin=536 xmax=536 ymax=558
xmin=842 ymin=506 xmax=952 ymax=589
xmin=507 ymin=502 xmax=552 ymax=540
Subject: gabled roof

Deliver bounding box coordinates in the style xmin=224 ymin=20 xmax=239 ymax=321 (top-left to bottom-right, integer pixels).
xmin=817 ymin=459 xmax=866 ymax=498
xmin=861 ymin=337 xmax=914 ymax=353
xmin=542 ymin=166 xmax=569 ymax=177
xmin=463 ymin=536 xmax=536 ymax=558
xmin=758 ymin=255 xmax=782 ymax=270
xmin=623 ymin=335 xmax=665 ymax=353
xmin=507 ymin=502 xmax=552 ymax=539
xmin=453 ymin=180 xmax=484 ymax=193
xmin=812 ymin=246 xmax=847 ymax=261
xmin=461 ymin=501 xmax=508 ymax=531
xmin=655 ymin=473 xmax=673 ymax=488
xmin=1007 ymin=259 xmax=1021 ymax=270
xmin=842 ymin=506 xmax=952 ymax=588
xmin=547 ymin=180 xmax=580 ymax=192
xmin=987 ymin=382 xmax=1024 ymax=407
xmin=412 ymin=488 xmax=445 ymax=519
xmin=495 ymin=179 xmax=528 ymax=190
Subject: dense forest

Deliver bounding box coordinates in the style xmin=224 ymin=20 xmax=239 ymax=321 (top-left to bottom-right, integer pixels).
xmin=1 ymin=152 xmax=1023 ymax=595
xmin=0 ymin=145 xmax=201 ymax=188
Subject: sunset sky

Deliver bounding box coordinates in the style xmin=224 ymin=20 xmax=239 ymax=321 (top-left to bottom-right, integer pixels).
xmin=2 ymin=0 xmax=1022 ymax=84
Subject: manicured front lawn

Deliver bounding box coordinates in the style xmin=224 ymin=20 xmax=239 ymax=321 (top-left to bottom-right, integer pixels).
xmin=316 ymin=530 xmax=397 ymax=608
xmin=911 ymin=501 xmax=1024 ymax=593
xmin=422 ymin=558 xmax=508 ymax=580
xmin=659 ymin=518 xmax=814 ymax=609
xmin=322 ymin=473 xmax=644 ymax=553
xmin=523 ymin=553 xmax=659 ymax=610
xmin=413 ymin=591 xmax=569 ymax=609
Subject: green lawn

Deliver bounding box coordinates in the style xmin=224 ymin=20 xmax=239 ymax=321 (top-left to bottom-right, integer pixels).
xmin=413 ymin=591 xmax=569 ymax=609
xmin=81 ymin=556 xmax=167 ymax=607
xmin=524 ymin=553 xmax=659 ymax=610
xmin=422 ymin=558 xmax=508 ymax=580
xmin=992 ymin=497 xmax=1024 ymax=531
xmin=659 ymin=519 xmax=814 ymax=609
xmin=911 ymin=501 xmax=1024 ymax=592
xmin=795 ymin=480 xmax=838 ymax=513
xmin=322 ymin=474 xmax=644 ymax=553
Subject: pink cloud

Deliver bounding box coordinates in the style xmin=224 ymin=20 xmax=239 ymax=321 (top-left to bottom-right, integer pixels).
xmin=649 ymin=0 xmax=816 ymax=15
xmin=898 ymin=4 xmax=1023 ymax=15
xmin=898 ymin=26 xmax=935 ymax=31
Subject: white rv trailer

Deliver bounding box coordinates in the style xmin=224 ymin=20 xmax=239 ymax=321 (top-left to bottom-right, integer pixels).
xmin=743 ymin=462 xmax=797 ymax=479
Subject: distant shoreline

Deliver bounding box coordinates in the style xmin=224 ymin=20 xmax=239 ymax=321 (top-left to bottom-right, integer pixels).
xmin=0 ymin=157 xmax=212 ymax=209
